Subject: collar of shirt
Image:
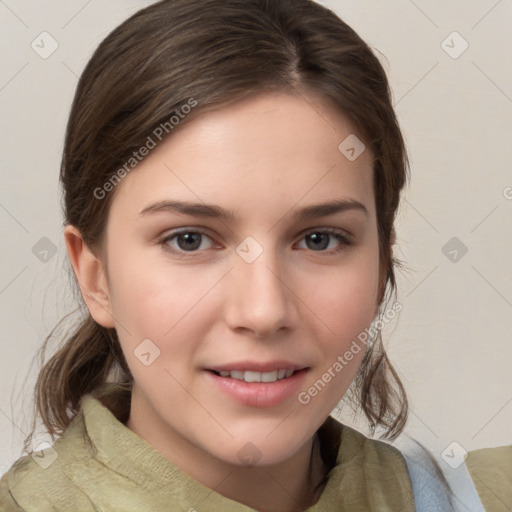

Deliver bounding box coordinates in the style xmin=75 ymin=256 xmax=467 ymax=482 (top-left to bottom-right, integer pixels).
xmin=1 ymin=381 xmax=415 ymax=512
xmin=78 ymin=382 xmax=415 ymax=511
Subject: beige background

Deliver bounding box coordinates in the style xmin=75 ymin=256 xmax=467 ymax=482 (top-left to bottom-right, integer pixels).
xmin=1 ymin=0 xmax=511 ymax=477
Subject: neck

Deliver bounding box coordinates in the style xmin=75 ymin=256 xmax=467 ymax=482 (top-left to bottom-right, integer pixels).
xmin=126 ymin=391 xmax=329 ymax=512
xmin=217 ymin=433 xmax=327 ymax=512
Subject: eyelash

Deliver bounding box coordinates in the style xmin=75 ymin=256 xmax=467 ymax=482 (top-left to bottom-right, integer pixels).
xmin=159 ymin=228 xmax=353 ymax=258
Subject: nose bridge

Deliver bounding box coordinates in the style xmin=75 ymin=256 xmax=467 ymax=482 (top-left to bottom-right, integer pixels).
xmin=226 ymin=236 xmax=296 ymax=337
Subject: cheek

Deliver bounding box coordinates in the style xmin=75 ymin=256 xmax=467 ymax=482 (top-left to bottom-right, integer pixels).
xmin=107 ymin=242 xmax=177 ymax=327
xmin=300 ymin=267 xmax=377 ymax=407
xmin=305 ymin=252 xmax=379 ymax=389
xmin=312 ymin=256 xmax=379 ymax=337
xmin=106 ymin=247 xmax=222 ymax=361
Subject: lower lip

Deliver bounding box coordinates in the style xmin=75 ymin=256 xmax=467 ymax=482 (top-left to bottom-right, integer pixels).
xmin=205 ymin=369 xmax=309 ymax=407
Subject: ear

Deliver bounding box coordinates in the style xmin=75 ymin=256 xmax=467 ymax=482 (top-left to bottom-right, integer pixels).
xmin=390 ymin=226 xmax=396 ymax=246
xmin=375 ymin=227 xmax=396 ymax=315
xmin=64 ymin=225 xmax=116 ymax=328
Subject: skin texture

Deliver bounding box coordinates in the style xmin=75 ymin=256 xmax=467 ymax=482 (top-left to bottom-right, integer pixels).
xmin=65 ymin=91 xmax=383 ymax=512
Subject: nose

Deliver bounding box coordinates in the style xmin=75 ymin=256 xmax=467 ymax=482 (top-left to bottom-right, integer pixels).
xmin=224 ymin=246 xmax=298 ymax=338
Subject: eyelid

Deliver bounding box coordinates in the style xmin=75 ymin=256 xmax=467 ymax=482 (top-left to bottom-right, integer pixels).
xmin=296 ymin=227 xmax=353 ymax=253
xmin=300 ymin=226 xmax=353 ymax=240
xmin=159 ymin=226 xmax=353 ymax=242
xmin=159 ymin=227 xmax=217 ymax=253
xmin=159 ymin=226 xmax=353 ymax=257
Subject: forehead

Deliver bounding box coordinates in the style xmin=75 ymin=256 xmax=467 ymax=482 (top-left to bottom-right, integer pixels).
xmin=109 ymin=91 xmax=376 ymax=223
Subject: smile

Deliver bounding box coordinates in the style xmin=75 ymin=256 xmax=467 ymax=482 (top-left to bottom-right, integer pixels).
xmin=205 ymin=367 xmax=309 ymax=407
xmin=211 ymin=369 xmax=295 ymax=382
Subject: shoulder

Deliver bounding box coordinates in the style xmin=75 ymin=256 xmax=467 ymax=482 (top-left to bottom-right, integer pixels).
xmin=465 ymin=445 xmax=512 ymax=511
xmin=0 ymin=383 xmax=133 ymax=511
xmin=0 ymin=409 xmax=97 ymax=512
xmin=331 ymin=419 xmax=410 ymax=469
xmin=352 ymin=427 xmax=480 ymax=511
xmin=394 ymin=436 xmax=459 ymax=511
xmin=341 ymin=423 xmax=417 ymax=496
xmin=321 ymin=418 xmax=416 ymax=511
xmin=0 ymin=472 xmax=22 ymax=511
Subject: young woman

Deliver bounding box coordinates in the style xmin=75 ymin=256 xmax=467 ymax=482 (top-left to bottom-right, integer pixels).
xmin=0 ymin=0 xmax=496 ymax=510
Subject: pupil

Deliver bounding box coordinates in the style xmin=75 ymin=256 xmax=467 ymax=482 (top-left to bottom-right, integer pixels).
xmin=308 ymin=233 xmax=328 ymax=251
xmin=178 ymin=232 xmax=201 ymax=251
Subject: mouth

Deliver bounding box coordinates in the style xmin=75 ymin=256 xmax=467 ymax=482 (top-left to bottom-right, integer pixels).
xmin=207 ymin=368 xmax=302 ymax=383
xmin=205 ymin=367 xmax=310 ymax=407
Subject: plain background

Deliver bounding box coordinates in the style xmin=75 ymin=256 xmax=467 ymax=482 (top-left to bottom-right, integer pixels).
xmin=1 ymin=0 xmax=511 ymax=478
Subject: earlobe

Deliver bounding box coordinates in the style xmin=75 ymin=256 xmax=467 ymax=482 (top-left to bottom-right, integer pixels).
xmin=390 ymin=227 xmax=396 ymax=246
xmin=375 ymin=274 xmax=385 ymax=316
xmin=376 ymin=227 xmax=397 ymax=309
xmin=63 ymin=225 xmax=116 ymax=328
xmin=375 ymin=230 xmax=395 ymax=315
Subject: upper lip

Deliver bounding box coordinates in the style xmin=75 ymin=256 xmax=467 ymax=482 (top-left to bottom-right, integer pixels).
xmin=207 ymin=360 xmax=309 ymax=373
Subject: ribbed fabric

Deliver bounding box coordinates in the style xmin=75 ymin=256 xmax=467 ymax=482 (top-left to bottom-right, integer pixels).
xmin=0 ymin=383 xmax=416 ymax=511
xmin=465 ymin=445 xmax=512 ymax=512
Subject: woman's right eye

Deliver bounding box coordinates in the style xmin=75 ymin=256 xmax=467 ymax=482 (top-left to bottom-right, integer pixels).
xmin=160 ymin=230 xmax=215 ymax=256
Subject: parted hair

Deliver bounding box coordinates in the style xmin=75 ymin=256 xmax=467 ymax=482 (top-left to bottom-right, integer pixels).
xmin=22 ymin=0 xmax=411 ymax=456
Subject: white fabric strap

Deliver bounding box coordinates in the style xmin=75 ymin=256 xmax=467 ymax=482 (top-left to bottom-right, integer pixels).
xmin=396 ymin=436 xmax=486 ymax=512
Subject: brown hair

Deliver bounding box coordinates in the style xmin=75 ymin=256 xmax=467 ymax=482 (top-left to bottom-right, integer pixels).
xmin=22 ymin=0 xmax=410 ymax=456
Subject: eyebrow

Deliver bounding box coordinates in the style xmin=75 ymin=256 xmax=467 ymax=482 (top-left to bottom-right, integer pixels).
xmin=139 ymin=198 xmax=368 ymax=220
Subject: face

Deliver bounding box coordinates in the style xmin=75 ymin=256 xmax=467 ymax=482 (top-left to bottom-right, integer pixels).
xmin=93 ymin=91 xmax=381 ymax=468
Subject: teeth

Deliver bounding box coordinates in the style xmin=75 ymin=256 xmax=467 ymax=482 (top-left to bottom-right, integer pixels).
xmin=261 ymin=371 xmax=278 ymax=382
xmin=216 ymin=369 xmax=297 ymax=382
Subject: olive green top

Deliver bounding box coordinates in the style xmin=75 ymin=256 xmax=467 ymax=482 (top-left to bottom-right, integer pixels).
xmin=0 ymin=383 xmax=415 ymax=511
xmin=466 ymin=444 xmax=512 ymax=512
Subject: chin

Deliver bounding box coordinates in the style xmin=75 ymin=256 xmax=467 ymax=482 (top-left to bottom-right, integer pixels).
xmin=210 ymin=431 xmax=310 ymax=468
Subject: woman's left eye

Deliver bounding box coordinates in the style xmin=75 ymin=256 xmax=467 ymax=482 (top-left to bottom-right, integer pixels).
xmin=159 ymin=228 xmax=352 ymax=256
xmin=297 ymin=229 xmax=352 ymax=253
